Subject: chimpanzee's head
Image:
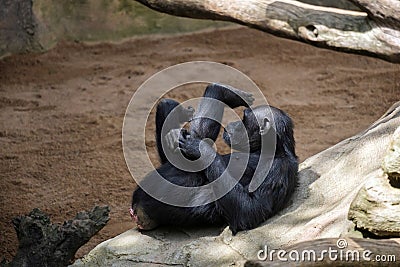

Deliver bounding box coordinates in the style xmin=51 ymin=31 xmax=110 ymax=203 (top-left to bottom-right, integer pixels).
xmin=223 ymin=105 xmax=295 ymax=155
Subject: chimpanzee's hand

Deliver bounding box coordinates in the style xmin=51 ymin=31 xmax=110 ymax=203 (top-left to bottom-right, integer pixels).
xmin=178 ymin=135 xmax=215 ymax=160
xmin=165 ymin=128 xmax=189 ymax=151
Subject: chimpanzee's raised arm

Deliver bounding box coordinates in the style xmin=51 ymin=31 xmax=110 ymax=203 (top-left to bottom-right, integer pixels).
xmin=155 ymin=99 xmax=194 ymax=164
xmin=189 ymin=83 xmax=254 ymax=142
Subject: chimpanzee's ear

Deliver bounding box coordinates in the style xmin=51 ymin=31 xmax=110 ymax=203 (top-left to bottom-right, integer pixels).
xmin=259 ymin=117 xmax=271 ymax=136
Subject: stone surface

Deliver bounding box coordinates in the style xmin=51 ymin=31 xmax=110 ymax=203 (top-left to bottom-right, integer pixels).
xmin=72 ymin=102 xmax=400 ymax=266
xmin=0 ymin=0 xmax=42 ymax=56
xmin=348 ymin=126 xmax=400 ymax=237
xmin=348 ymin=171 xmax=400 ymax=237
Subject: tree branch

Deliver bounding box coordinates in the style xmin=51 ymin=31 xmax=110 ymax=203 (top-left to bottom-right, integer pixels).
xmin=136 ymin=0 xmax=400 ymax=63
xmin=349 ymin=0 xmax=400 ymax=28
xmin=5 ymin=206 xmax=110 ymax=267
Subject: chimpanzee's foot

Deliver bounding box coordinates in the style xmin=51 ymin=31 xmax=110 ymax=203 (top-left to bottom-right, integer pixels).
xmin=165 ymin=128 xmax=190 ymax=151
xmin=210 ymin=83 xmax=255 ymax=108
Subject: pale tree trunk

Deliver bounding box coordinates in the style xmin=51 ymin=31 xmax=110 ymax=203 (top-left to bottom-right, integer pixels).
xmin=136 ymin=0 xmax=400 ymax=63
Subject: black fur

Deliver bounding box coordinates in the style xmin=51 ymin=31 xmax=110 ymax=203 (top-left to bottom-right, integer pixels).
xmin=131 ymin=84 xmax=298 ymax=234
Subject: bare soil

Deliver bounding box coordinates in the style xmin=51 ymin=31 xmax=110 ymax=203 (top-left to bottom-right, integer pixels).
xmin=1 ymin=27 xmax=399 ymax=262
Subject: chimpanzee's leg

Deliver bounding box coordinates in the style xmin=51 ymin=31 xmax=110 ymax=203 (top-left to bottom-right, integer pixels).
xmin=155 ymin=99 xmax=194 ymax=164
xmin=189 ymin=83 xmax=254 ymax=141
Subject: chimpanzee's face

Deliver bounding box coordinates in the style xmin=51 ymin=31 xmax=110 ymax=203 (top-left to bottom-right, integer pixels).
xmin=223 ymin=106 xmax=272 ymax=152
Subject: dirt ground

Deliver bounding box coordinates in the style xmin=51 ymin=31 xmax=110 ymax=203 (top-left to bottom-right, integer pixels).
xmin=1 ymin=26 xmax=399 ymax=262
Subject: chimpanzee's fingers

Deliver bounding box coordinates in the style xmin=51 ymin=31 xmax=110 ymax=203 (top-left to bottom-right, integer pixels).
xmin=179 ymin=131 xmax=189 ymax=141
xmin=165 ymin=129 xmax=181 ymax=150
xmin=180 ymin=128 xmax=189 ymax=137
xmin=165 ymin=133 xmax=174 ymax=150
xmin=178 ymin=138 xmax=186 ymax=148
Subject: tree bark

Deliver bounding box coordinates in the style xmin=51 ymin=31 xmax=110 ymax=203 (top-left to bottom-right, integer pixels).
xmin=136 ymin=0 xmax=400 ymax=63
xmin=4 ymin=206 xmax=110 ymax=267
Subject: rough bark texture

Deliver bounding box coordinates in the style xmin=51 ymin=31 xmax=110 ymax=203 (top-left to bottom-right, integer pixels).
xmin=245 ymin=238 xmax=400 ymax=266
xmin=4 ymin=206 xmax=110 ymax=267
xmin=136 ymin=0 xmax=400 ymax=63
xmin=349 ymin=0 xmax=400 ymax=28
xmin=0 ymin=0 xmax=42 ymax=56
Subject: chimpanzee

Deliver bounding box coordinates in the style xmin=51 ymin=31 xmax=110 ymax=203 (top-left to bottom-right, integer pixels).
xmin=130 ymin=83 xmax=298 ymax=234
